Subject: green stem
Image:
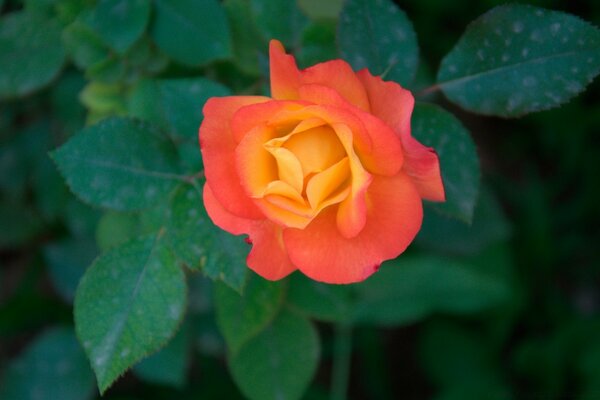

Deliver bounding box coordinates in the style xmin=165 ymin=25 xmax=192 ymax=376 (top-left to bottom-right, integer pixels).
xmin=331 ymin=323 xmax=352 ymax=400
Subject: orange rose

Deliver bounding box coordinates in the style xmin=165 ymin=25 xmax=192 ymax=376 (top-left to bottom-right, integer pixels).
xmin=200 ymin=40 xmax=444 ymax=284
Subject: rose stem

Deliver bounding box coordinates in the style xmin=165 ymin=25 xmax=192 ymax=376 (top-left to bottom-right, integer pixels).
xmin=331 ymin=322 xmax=353 ymax=400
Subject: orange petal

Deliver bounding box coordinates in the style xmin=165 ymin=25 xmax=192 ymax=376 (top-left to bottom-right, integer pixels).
xmin=235 ymin=125 xmax=278 ymax=198
xmin=298 ymin=84 xmax=404 ymax=176
xmin=200 ymin=96 xmax=269 ymax=219
xmin=204 ymin=185 xmax=296 ymax=281
xmin=401 ymin=140 xmax=445 ymax=201
xmin=255 ymin=197 xmax=313 ymax=229
xmin=283 ymin=172 xmax=423 ymax=284
xmin=264 ymin=146 xmax=304 ymax=193
xmin=246 ymin=220 xmax=297 ymax=280
xmin=269 ymin=40 xmax=302 ymax=101
xmin=230 ymin=99 xmax=307 ymax=143
xmin=306 ymin=157 xmax=350 ymax=208
xmin=281 ymin=124 xmax=346 ymax=177
xmin=356 ymin=69 xmax=414 ymax=135
xmin=263 ymin=180 xmax=305 ymax=204
xmin=269 ymin=39 xmax=370 ymax=111
xmin=357 ymin=70 xmax=445 ymax=201
xmin=332 ymin=123 xmax=372 ymax=239
xmin=203 ymin=183 xmax=254 ymax=235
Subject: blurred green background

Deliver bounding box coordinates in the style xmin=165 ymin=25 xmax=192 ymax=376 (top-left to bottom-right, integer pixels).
xmin=1 ymin=0 xmax=599 ymax=399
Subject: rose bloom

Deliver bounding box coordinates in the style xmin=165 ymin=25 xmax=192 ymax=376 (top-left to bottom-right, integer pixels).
xmin=200 ymin=40 xmax=444 ymax=284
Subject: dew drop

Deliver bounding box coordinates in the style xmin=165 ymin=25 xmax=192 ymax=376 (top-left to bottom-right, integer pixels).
xmin=145 ymin=186 xmax=157 ymax=199
xmin=507 ymin=95 xmax=522 ymax=112
xmin=95 ymin=355 xmax=107 ymax=367
xmin=545 ymin=92 xmax=561 ymax=103
xmin=477 ymin=49 xmax=485 ymax=60
xmin=169 ymin=304 xmax=180 ymax=319
xmin=523 ymin=76 xmax=537 ymax=87
xmin=512 ymin=21 xmax=524 ymax=33
xmin=566 ymin=81 xmax=582 ymax=93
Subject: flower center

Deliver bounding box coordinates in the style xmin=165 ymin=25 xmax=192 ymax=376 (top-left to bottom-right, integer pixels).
xmin=257 ymin=118 xmax=353 ymax=228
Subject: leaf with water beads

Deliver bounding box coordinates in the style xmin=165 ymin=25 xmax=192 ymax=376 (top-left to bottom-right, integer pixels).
xmin=437 ymin=5 xmax=600 ymax=117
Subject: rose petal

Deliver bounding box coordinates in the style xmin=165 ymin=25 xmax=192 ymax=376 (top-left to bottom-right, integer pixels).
xmin=231 ymin=100 xmax=307 ymax=143
xmin=298 ymin=84 xmax=404 ymax=176
xmin=203 ymin=183 xmax=254 ymax=235
xmin=281 ymin=124 xmax=346 ymax=177
xmin=357 ymin=70 xmax=445 ymax=201
xmin=269 ymin=40 xmax=370 ymax=111
xmin=264 ymin=146 xmax=304 ymax=193
xmin=283 ymin=172 xmax=422 ymax=284
xmin=246 ymin=220 xmax=297 ymax=280
xmin=200 ymin=96 xmax=270 ymax=219
xmin=331 ymin=123 xmax=372 ymax=239
xmin=306 ymin=157 xmax=350 ymax=208
xmin=204 ymin=185 xmax=296 ymax=280
xmin=255 ymin=197 xmax=313 ymax=229
xmin=401 ymin=143 xmax=445 ymax=202
xmin=235 ymin=124 xmax=278 ymax=198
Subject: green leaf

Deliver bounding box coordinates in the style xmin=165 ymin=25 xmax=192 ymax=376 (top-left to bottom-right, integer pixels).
xmin=297 ymin=20 xmax=338 ymax=68
xmin=96 ymin=211 xmax=143 ymax=251
xmin=287 ymin=272 xmax=352 ymax=323
xmin=437 ymin=5 xmax=600 ymax=117
xmin=229 ymin=309 xmax=320 ymax=400
xmin=338 ymin=0 xmax=418 ymax=86
xmin=88 ymin=62 xmax=125 ymax=89
xmin=123 ymin=35 xmax=169 ymax=77
xmin=250 ymin=0 xmax=308 ymax=49
xmin=43 ymin=238 xmax=98 ymax=303
xmin=62 ymin=19 xmax=111 ymax=69
xmin=128 ymin=77 xmax=230 ymax=141
xmin=74 ymin=234 xmax=187 ymax=393
xmin=416 ymin=188 xmax=511 ymax=256
xmin=215 ymin=272 xmax=285 ymax=354
xmin=354 ymin=255 xmax=510 ymax=326
xmin=133 ymin=324 xmax=189 ymax=388
xmin=297 ymin=0 xmax=342 ymax=19
xmin=151 ymin=0 xmax=231 ymax=66
xmin=80 ymin=82 xmax=126 ymax=115
xmin=412 ymin=103 xmax=480 ymax=222
xmin=0 ymin=327 xmax=95 ymax=400
xmin=165 ymin=184 xmax=248 ymax=292
xmin=224 ymin=0 xmax=264 ymax=76
xmin=83 ymin=0 xmax=151 ymax=54
xmin=52 ymin=117 xmax=182 ymax=211
xmin=0 ymin=12 xmax=66 ymax=99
